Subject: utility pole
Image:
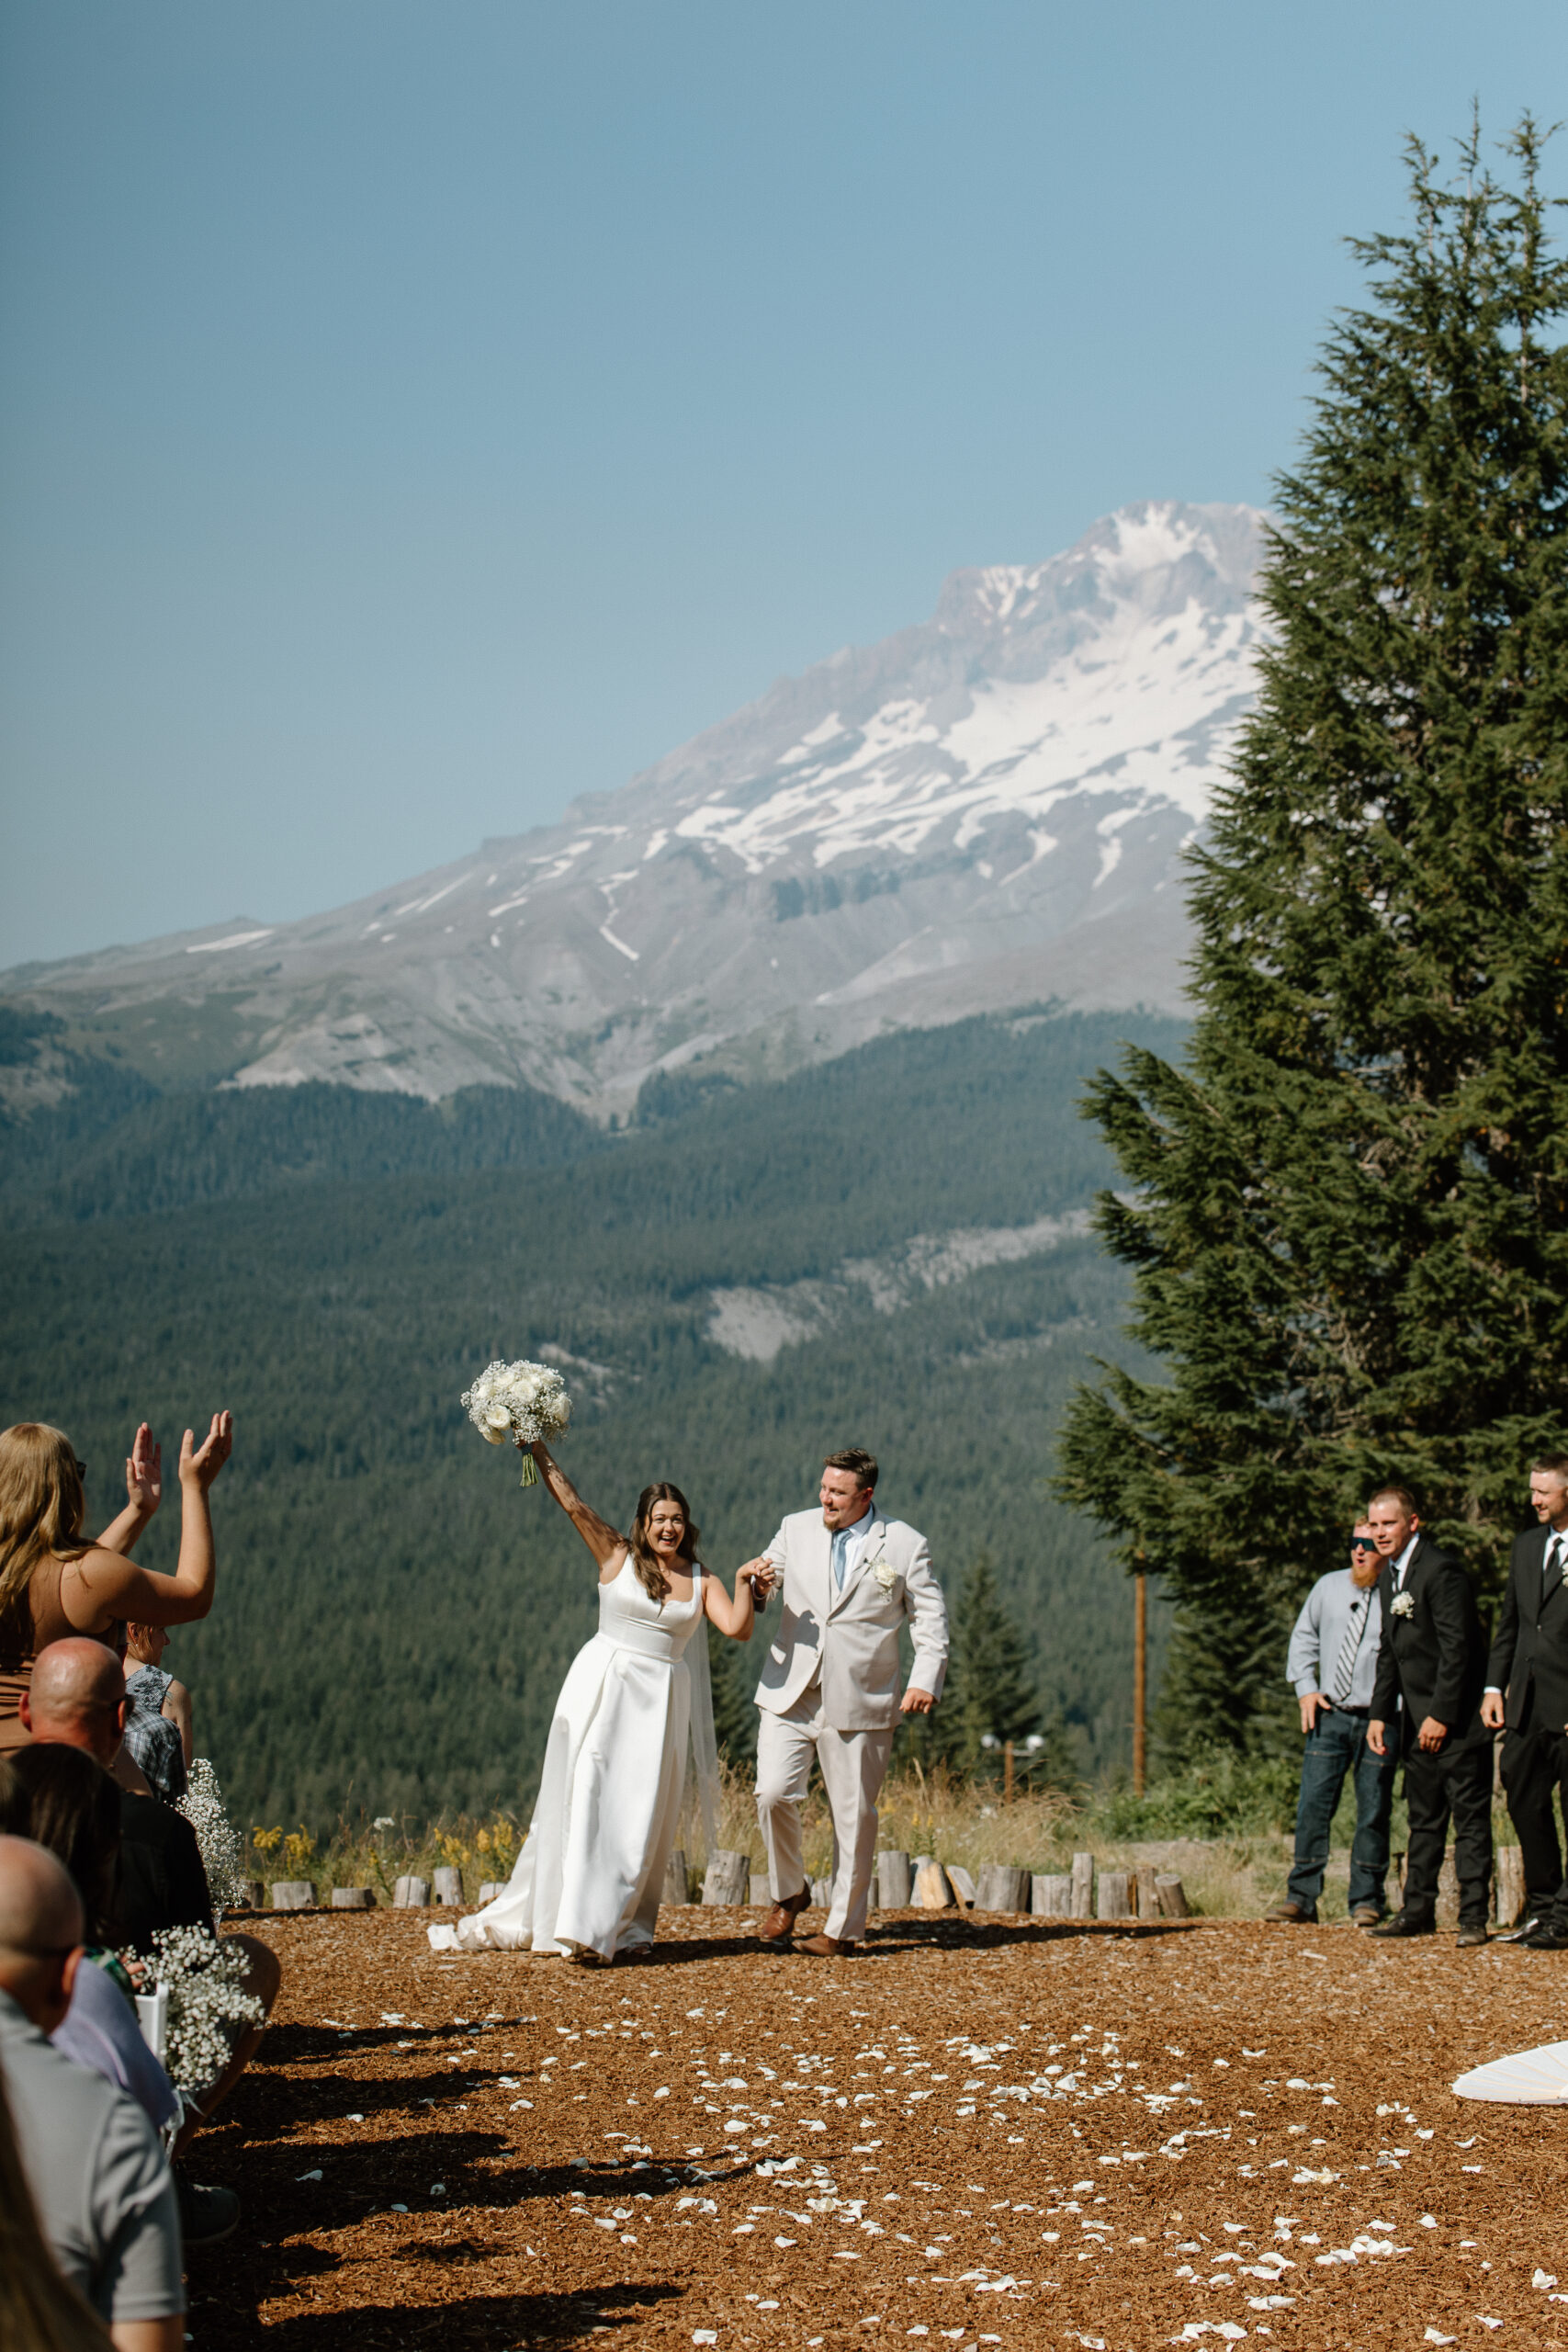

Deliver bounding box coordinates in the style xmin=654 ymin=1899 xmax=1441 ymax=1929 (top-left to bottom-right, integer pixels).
xmin=1133 ymin=1558 xmax=1147 ymax=1796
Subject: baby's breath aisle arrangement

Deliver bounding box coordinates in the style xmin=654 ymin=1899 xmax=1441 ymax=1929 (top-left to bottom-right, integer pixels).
xmin=175 ymin=1758 xmax=249 ymax=1919
xmin=460 ymin=1357 xmax=571 ymax=1487
xmin=148 ymin=1927 xmax=265 ymax=2096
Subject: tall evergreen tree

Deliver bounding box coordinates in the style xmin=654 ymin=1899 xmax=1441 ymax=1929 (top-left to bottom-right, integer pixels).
xmin=1056 ymin=124 xmax=1568 ymax=1738
xmin=934 ymin=1551 xmax=1042 ymax=1777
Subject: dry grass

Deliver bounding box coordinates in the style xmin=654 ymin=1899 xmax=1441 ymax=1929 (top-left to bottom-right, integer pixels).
xmin=243 ymin=1757 xmax=1522 ymax=1919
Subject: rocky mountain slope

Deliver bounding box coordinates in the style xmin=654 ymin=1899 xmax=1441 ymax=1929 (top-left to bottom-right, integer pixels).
xmin=2 ymin=500 xmax=1265 ymax=1117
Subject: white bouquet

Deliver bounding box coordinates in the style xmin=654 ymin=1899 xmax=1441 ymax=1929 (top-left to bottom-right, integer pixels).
xmin=460 ymin=1357 xmax=572 ymax=1487
xmin=148 ymin=1925 xmax=266 ymax=2095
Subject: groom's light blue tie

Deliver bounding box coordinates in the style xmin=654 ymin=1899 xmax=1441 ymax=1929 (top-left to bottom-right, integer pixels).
xmin=832 ymin=1529 xmax=851 ymax=1592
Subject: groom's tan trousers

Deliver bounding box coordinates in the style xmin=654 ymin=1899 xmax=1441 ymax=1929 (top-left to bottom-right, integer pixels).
xmin=756 ymin=1679 xmax=894 ymax=1944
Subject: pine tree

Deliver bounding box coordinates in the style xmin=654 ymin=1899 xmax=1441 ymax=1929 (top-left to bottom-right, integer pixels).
xmin=1056 ymin=123 xmax=1568 ymax=1738
xmin=935 ymin=1551 xmax=1042 ymax=1779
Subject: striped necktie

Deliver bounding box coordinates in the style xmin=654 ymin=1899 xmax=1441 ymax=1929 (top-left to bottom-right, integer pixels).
xmin=1330 ymin=1594 xmax=1369 ymax=1705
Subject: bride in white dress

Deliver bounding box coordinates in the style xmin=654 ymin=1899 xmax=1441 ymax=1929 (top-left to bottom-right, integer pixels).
xmin=429 ymin=1441 xmax=766 ymax=1963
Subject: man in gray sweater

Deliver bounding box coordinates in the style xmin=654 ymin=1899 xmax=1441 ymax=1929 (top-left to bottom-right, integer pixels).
xmin=1267 ymin=1522 xmax=1398 ymax=1926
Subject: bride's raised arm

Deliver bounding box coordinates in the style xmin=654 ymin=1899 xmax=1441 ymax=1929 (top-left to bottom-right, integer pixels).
xmin=526 ymin=1442 xmax=626 ymax=1574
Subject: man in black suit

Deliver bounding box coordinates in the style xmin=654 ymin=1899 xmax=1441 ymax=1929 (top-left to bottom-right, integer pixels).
xmin=1482 ymin=1454 xmax=1568 ymax=1947
xmin=1366 ymin=1484 xmax=1493 ymax=1946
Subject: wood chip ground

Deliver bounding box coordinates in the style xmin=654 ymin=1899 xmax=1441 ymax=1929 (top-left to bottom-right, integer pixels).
xmin=188 ymin=1906 xmax=1568 ymax=2347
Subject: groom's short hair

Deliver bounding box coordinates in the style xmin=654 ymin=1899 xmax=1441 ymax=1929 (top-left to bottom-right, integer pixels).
xmin=824 ymin=1447 xmax=877 ymax=1492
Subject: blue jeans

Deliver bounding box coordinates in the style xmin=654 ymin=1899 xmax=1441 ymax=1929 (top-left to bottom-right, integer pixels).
xmin=1286 ymin=1708 xmax=1397 ymax=1917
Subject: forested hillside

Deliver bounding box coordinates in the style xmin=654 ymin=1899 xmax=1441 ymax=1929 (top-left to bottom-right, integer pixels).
xmin=0 ymin=1008 xmax=1181 ymax=1828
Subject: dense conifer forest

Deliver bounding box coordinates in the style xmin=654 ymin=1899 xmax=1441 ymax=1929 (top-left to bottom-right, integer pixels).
xmin=0 ymin=1007 xmax=1185 ymax=1829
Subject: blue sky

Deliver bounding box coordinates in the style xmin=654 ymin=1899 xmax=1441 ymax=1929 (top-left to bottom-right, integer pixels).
xmin=2 ymin=1 xmax=1562 ymax=968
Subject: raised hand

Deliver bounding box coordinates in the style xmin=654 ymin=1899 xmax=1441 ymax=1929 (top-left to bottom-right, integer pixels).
xmin=124 ymin=1423 xmax=163 ymax=1519
xmin=739 ymin=1556 xmax=775 ymax=1601
xmin=180 ymin=1410 xmax=233 ymax=1493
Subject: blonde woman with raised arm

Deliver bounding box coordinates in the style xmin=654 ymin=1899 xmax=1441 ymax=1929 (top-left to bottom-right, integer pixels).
xmin=0 ymin=1416 xmax=232 ymax=1753
xmin=431 ymin=1439 xmax=763 ymax=1963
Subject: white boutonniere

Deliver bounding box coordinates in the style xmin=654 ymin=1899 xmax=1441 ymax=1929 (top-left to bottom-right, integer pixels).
xmin=1391 ymin=1590 xmax=1416 ymax=1618
xmin=870 ymin=1555 xmax=898 ymax=1596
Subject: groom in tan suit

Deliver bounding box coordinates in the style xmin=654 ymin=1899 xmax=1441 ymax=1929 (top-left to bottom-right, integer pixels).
xmin=749 ymin=1448 xmax=948 ymax=1955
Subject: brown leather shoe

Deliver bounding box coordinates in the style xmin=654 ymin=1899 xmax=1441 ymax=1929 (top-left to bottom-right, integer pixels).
xmin=757 ymin=1889 xmax=810 ymax=1944
xmin=1263 ymin=1900 xmax=1315 ymax=1924
xmin=797 ymin=1933 xmax=855 ymax=1957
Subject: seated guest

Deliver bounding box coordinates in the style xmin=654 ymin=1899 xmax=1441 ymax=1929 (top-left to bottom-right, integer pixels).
xmin=119 ymin=1627 xmax=190 ymax=1804
xmin=0 ymin=1833 xmax=187 ymax=2346
xmin=21 ymin=1643 xmax=212 ymax=1943
xmin=0 ymin=1414 xmax=231 ymax=1754
xmin=1 ymin=2065 xmax=117 ymax=2352
xmin=0 ymin=1745 xmax=179 ymax=2140
xmin=22 ymin=1641 xmax=279 ymax=2171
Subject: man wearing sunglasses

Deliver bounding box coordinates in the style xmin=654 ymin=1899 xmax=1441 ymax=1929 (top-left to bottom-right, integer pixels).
xmin=1267 ymin=1521 xmax=1397 ymax=1926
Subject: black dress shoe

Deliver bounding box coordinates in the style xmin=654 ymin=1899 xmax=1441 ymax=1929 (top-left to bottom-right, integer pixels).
xmin=1517 ymin=1922 xmax=1568 ymax=1951
xmin=174 ymin=2164 xmax=240 ymax=2246
xmin=1369 ymin=1911 xmax=1436 ymax=1939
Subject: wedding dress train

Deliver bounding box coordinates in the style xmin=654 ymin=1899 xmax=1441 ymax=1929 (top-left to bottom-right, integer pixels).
xmin=428 ymin=1555 xmax=719 ymax=1962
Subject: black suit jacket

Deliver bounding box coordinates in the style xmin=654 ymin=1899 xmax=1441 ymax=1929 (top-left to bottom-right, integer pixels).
xmin=1486 ymin=1522 xmax=1568 ymax=1734
xmin=1369 ymin=1534 xmax=1489 ymax=1753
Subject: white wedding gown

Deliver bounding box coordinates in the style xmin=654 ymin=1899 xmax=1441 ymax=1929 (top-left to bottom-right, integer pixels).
xmin=429 ymin=1554 xmax=720 ymax=1962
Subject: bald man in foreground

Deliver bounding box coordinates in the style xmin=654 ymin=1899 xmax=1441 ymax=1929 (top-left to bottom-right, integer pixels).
xmin=0 ymin=1834 xmax=185 ymax=2351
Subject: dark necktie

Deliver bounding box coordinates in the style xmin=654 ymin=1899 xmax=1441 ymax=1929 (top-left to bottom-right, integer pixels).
xmin=1330 ymin=1595 xmax=1368 ymax=1705
xmin=1545 ymin=1534 xmax=1563 ymax=1599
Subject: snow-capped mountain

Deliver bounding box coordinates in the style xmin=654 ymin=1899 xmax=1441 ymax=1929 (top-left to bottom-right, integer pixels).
xmin=3 ymin=501 xmax=1267 ymax=1114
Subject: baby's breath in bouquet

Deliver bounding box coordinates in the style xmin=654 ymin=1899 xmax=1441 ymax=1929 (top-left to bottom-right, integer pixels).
xmin=149 ymin=1926 xmax=266 ymax=2094
xmin=460 ymin=1358 xmax=572 ymax=1487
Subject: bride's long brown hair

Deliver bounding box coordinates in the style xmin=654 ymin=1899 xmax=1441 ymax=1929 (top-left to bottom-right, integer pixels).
xmin=627 ymin=1481 xmax=699 ymax=1604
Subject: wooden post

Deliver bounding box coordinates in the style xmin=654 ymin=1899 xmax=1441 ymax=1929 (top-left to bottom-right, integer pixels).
xmin=1004 ymin=1741 xmax=1015 ymax=1804
xmin=1097 ymin=1870 xmax=1133 ymax=1920
xmin=1133 ymin=1566 xmax=1147 ymax=1797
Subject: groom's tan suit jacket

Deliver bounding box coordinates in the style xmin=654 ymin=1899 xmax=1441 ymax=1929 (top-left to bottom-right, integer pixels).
xmin=755 ymin=1508 xmax=949 ymax=1732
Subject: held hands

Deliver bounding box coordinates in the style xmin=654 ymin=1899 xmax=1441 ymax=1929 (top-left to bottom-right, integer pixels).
xmin=179 ymin=1411 xmax=233 ymax=1495
xmin=124 ymin=1423 xmax=163 ymax=1520
xmin=739 ymin=1557 xmax=775 ymax=1603
xmin=900 ymin=1686 xmax=935 ymax=1716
